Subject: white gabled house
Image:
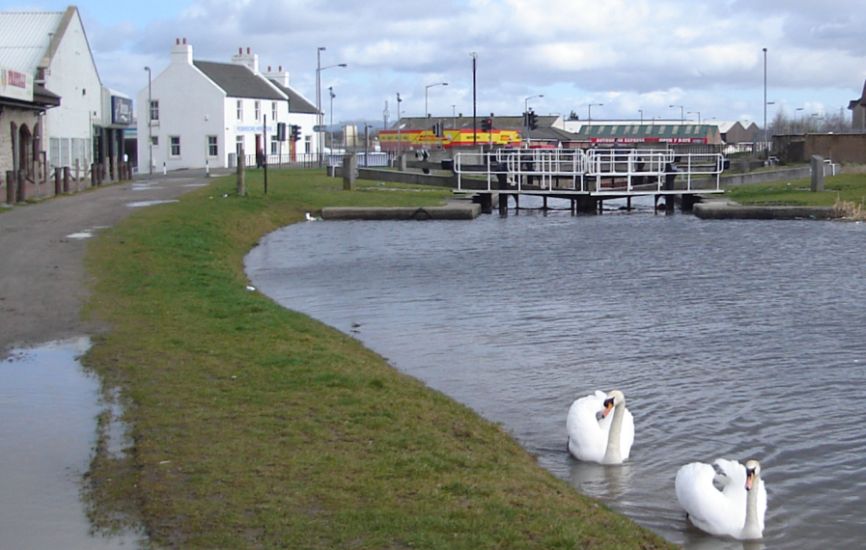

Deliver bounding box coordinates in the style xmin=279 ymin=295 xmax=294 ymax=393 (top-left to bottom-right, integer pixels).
xmin=138 ymin=40 xmax=320 ymax=172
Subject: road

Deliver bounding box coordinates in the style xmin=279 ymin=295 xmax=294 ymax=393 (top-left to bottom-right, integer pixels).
xmin=0 ymin=170 xmax=221 ymax=356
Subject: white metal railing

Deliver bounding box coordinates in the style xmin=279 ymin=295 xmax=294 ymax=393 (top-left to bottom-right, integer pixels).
xmin=454 ymin=148 xmax=725 ymax=194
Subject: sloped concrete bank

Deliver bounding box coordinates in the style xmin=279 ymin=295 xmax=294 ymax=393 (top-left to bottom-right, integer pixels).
xmin=694 ymin=200 xmax=841 ymax=220
xmin=321 ymin=202 xmax=481 ymax=220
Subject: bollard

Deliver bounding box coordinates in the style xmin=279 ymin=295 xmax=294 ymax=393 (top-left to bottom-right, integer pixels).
xmin=236 ymin=146 xmax=246 ymax=196
xmin=63 ymin=166 xmax=70 ymax=193
xmin=810 ymin=155 xmax=824 ymax=192
xmin=17 ymin=169 xmax=26 ymax=202
xmin=5 ymin=171 xmax=16 ymax=204
xmin=54 ymin=167 xmax=62 ymax=195
xmin=342 ymin=153 xmax=357 ymax=191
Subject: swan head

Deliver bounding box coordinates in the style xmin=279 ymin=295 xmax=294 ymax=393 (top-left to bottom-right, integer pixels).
xmin=597 ymin=390 xmax=625 ymax=419
xmin=744 ymin=459 xmax=761 ymax=491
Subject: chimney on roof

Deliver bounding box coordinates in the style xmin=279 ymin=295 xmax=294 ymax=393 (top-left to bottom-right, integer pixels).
xmin=231 ymin=46 xmax=259 ymax=74
xmin=171 ymin=37 xmax=193 ymax=65
xmin=264 ymin=64 xmax=290 ymax=87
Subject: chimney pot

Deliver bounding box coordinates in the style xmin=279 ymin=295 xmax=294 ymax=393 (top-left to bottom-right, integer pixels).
xmin=182 ymin=37 xmax=187 ymax=44
xmin=176 ymin=38 xmax=180 ymax=45
xmin=247 ymin=47 xmax=251 ymax=54
xmin=278 ymin=65 xmax=282 ymax=71
xmin=238 ymin=47 xmax=242 ymax=54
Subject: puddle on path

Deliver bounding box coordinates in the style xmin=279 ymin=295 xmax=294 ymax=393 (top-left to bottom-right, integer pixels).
xmin=0 ymin=337 xmax=143 ymax=549
xmin=125 ymin=199 xmax=178 ymax=208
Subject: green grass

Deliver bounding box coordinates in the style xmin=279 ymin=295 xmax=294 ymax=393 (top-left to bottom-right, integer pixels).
xmin=82 ymin=168 xmax=673 ymax=549
xmin=726 ymin=172 xmax=866 ymax=208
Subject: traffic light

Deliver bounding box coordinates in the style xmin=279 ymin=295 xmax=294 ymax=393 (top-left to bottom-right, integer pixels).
xmin=290 ymin=124 xmax=301 ymax=142
xmin=276 ymin=122 xmax=287 ymax=141
xmin=528 ymin=111 xmax=538 ymax=130
xmin=432 ymin=123 xmax=443 ymax=137
xmin=481 ymin=118 xmax=493 ymax=131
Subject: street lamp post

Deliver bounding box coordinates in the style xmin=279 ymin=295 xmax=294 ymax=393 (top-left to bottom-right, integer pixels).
xmin=638 ymin=109 xmax=643 ymax=125
xmin=669 ymin=104 xmax=684 ymax=124
xmin=424 ymin=82 xmax=448 ymax=118
xmin=396 ymin=92 xmax=402 ymax=159
xmin=315 ymin=46 xmax=346 ymax=166
xmin=144 ymin=66 xmax=152 ymax=176
xmin=688 ymin=111 xmax=701 ymax=125
xmin=587 ymin=103 xmax=603 ymax=140
xmin=795 ymin=107 xmax=805 ymax=132
xmin=763 ymin=47 xmax=768 ymax=149
xmin=328 ymin=86 xmax=335 ymax=153
xmin=471 ymin=52 xmax=477 ymax=145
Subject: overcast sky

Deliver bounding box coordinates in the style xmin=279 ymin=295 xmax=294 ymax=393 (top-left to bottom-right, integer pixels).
xmin=8 ymin=0 xmax=866 ymax=127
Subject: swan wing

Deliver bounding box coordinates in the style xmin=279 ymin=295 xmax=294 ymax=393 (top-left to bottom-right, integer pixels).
xmin=566 ymin=392 xmax=608 ymax=463
xmin=676 ymin=461 xmax=746 ymax=538
xmin=756 ymin=478 xmax=768 ymax=532
xmin=619 ymin=406 xmax=635 ymax=461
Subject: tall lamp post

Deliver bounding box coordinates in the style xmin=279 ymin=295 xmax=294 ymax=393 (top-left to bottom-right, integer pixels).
xmin=638 ymin=109 xmax=643 ymax=125
xmin=424 ymin=82 xmax=448 ymax=118
xmin=396 ymin=92 xmax=402 ymax=159
xmin=763 ymin=47 xmax=768 ymax=149
xmin=688 ymin=111 xmax=702 ymax=125
xmin=315 ymin=46 xmax=346 ymax=166
xmin=669 ymin=104 xmax=684 ymax=124
xmin=144 ymin=66 xmax=152 ymax=176
xmin=328 ymin=86 xmax=335 ymax=153
xmin=587 ymin=102 xmax=603 ymax=140
xmin=471 ymin=52 xmax=477 ymax=145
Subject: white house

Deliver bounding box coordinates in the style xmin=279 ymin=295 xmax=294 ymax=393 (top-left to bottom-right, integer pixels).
xmin=138 ymin=40 xmax=320 ymax=172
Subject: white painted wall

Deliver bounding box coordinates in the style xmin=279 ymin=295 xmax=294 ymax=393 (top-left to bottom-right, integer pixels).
xmin=43 ymin=11 xmax=102 ymax=169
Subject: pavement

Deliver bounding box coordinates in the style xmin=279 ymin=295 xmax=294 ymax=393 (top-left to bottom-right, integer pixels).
xmin=0 ymin=169 xmax=223 ymax=356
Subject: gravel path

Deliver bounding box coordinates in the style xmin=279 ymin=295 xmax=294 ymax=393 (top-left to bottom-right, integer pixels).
xmin=0 ymin=171 xmax=221 ymax=356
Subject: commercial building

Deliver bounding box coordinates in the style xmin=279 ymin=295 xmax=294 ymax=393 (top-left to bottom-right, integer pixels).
xmin=1 ymin=5 xmax=130 ymax=199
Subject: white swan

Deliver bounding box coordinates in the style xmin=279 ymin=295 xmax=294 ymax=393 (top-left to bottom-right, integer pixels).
xmin=305 ymin=212 xmax=318 ymax=221
xmin=566 ymin=390 xmax=634 ymax=464
xmin=675 ymin=458 xmax=766 ymax=540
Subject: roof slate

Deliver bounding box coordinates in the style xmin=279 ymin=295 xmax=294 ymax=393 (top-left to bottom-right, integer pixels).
xmin=0 ymin=11 xmax=63 ymax=72
xmin=268 ymin=79 xmax=318 ymax=114
xmin=193 ymin=60 xmax=285 ymax=100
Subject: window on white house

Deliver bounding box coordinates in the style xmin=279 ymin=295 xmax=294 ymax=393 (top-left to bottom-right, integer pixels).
xmin=270 ymin=137 xmax=278 ymax=155
xmin=207 ymin=135 xmax=218 ymax=157
xmin=236 ymin=100 xmax=243 ymax=121
xmin=305 ymin=135 xmax=311 ymax=154
xmin=235 ymin=135 xmax=244 ymax=155
xmin=169 ymin=136 xmax=181 ymax=157
xmin=271 ymin=102 xmax=277 ymax=121
xmin=149 ymin=100 xmax=159 ymax=121
xmin=151 ymin=136 xmax=158 ymax=146
xmin=254 ymin=101 xmax=261 ymax=120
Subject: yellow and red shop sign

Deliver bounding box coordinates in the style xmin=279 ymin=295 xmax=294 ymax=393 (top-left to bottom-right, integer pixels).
xmin=379 ymin=128 xmax=522 ymax=150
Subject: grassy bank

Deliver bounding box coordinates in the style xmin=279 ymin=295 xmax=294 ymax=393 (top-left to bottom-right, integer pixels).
xmin=726 ymin=171 xmax=866 ymax=214
xmin=83 ymin=169 xmax=672 ymax=549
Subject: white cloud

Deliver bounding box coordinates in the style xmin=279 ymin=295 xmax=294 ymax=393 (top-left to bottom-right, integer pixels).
xmin=64 ymin=0 xmax=866 ymax=125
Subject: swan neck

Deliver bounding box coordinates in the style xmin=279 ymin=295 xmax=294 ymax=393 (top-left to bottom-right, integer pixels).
xmin=743 ymin=479 xmax=761 ymax=537
xmin=604 ymin=402 xmax=624 ymax=462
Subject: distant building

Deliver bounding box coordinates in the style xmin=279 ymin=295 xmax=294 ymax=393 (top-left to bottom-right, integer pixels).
xmin=137 ymin=40 xmax=319 ymax=172
xmin=847 ymin=80 xmax=866 ymax=131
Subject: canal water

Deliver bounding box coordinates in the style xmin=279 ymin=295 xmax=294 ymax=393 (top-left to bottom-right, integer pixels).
xmin=245 ymin=203 xmax=866 ymax=549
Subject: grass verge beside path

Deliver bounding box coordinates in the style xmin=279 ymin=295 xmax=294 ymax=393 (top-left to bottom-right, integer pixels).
xmin=726 ymin=172 xmax=866 ymax=217
xmin=83 ymin=168 xmax=673 ymax=549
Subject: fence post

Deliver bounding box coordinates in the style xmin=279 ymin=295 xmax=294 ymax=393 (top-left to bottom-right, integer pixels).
xmin=17 ymin=169 xmax=26 ymax=202
xmin=54 ymin=167 xmax=62 ymax=195
xmin=236 ymin=146 xmax=246 ymax=196
xmin=5 ymin=171 xmax=16 ymax=204
xmin=63 ymin=167 xmax=71 ymax=193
